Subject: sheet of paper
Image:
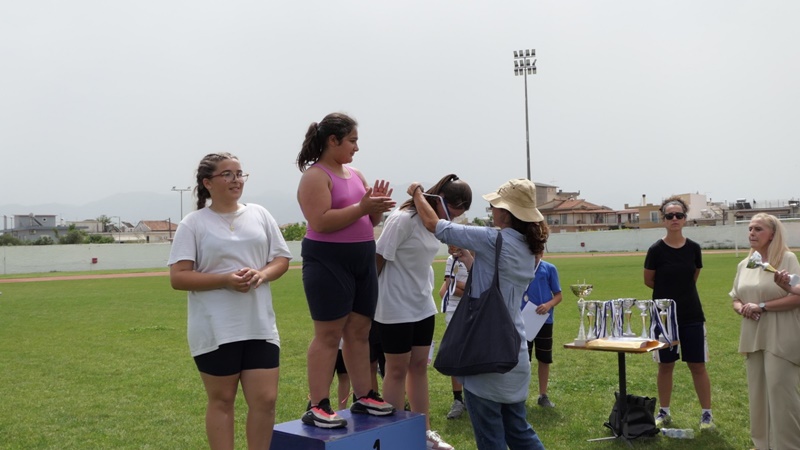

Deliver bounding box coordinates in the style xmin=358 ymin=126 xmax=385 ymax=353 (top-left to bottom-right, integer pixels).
xmin=521 ymin=302 xmax=549 ymax=341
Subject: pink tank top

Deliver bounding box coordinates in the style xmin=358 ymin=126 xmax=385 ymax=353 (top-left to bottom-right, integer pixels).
xmin=304 ymin=164 xmax=375 ymax=243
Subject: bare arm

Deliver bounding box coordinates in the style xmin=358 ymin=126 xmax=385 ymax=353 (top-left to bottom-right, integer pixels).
xmin=643 ymin=269 xmax=655 ymax=289
xmin=254 ymin=256 xmax=290 ymax=287
xmin=170 ymin=260 xmax=252 ymax=293
xmin=298 ymin=168 xmax=395 ymax=233
xmin=438 ymin=279 xmax=451 ymax=300
xmin=406 ymin=182 xmax=438 ymax=232
xmin=352 ymin=169 xmax=394 ymax=226
xmin=743 ymin=293 xmax=800 ymax=314
xmin=536 ymin=291 xmax=563 ymax=315
xmin=775 ymin=270 xmax=800 ymax=295
xmin=376 ymin=253 xmax=386 ymax=276
xmin=170 ymin=256 xmax=290 ymax=293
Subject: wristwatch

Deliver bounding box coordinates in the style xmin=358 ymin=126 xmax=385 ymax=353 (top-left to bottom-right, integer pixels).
xmin=758 ymin=302 xmax=766 ymax=312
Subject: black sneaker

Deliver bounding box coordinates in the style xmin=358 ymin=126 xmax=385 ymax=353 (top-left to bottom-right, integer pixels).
xmin=350 ymin=390 xmax=395 ymax=416
xmin=301 ymin=398 xmax=347 ymax=428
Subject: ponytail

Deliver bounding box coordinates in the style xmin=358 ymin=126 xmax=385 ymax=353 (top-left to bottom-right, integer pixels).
xmin=296 ymin=113 xmax=358 ymax=172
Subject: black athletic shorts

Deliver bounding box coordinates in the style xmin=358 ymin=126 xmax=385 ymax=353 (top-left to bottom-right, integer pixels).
xmin=376 ymin=315 xmax=436 ymax=354
xmin=301 ymin=239 xmax=378 ymax=321
xmin=194 ymin=340 xmax=280 ymax=376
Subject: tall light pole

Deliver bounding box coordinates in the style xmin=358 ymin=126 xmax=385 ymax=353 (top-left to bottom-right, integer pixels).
xmin=513 ymin=49 xmax=537 ymax=180
xmin=171 ymin=186 xmax=192 ymax=221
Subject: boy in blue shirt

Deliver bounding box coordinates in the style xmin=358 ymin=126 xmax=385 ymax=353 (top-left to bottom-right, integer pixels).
xmin=522 ymin=251 xmax=562 ymax=407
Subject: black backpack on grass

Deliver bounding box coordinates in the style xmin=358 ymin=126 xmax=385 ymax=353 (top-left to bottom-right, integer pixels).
xmin=604 ymin=392 xmax=660 ymax=439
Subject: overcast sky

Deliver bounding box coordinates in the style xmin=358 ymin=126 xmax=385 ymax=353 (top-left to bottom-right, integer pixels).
xmin=2 ymin=1 xmax=799 ymax=224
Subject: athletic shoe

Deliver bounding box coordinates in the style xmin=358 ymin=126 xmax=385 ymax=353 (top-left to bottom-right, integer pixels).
xmin=699 ymin=411 xmax=716 ymax=431
xmin=301 ymin=398 xmax=347 ymax=429
xmin=446 ymin=399 xmax=465 ymax=419
xmin=426 ymin=430 xmax=454 ymax=450
xmin=537 ymin=394 xmax=555 ymax=408
xmin=655 ymin=408 xmax=672 ymax=427
xmin=350 ymin=390 xmax=395 ymax=416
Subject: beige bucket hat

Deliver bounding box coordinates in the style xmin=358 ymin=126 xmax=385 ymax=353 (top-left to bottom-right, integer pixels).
xmin=482 ymin=178 xmax=544 ymax=223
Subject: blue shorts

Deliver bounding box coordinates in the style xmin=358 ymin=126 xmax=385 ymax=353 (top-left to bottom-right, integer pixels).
xmin=654 ymin=322 xmax=708 ymax=364
xmin=194 ymin=340 xmax=280 ymax=376
xmin=301 ymin=239 xmax=378 ymax=321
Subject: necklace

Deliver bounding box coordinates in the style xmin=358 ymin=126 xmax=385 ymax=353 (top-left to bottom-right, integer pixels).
xmin=210 ymin=207 xmax=239 ymax=231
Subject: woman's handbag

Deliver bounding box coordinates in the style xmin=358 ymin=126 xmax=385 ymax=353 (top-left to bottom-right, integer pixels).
xmin=433 ymin=232 xmax=522 ymax=376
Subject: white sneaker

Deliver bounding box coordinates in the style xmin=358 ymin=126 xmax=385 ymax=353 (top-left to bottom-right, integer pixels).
xmin=426 ymin=430 xmax=454 ymax=450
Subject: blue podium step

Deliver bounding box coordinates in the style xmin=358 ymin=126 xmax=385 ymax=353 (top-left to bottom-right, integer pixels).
xmin=271 ymin=409 xmax=426 ymax=450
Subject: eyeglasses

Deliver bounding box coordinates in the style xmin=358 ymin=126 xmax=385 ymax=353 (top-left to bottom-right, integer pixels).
xmin=664 ymin=213 xmax=686 ymax=220
xmin=209 ymin=171 xmax=249 ymax=183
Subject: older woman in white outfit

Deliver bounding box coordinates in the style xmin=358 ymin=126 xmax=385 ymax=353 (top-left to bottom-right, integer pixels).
xmin=730 ymin=213 xmax=800 ymax=450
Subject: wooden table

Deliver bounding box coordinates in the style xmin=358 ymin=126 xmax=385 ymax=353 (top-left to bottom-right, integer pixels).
xmin=564 ymin=338 xmax=673 ymax=446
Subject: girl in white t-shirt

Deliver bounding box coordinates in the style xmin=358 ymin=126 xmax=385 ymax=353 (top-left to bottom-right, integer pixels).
xmin=375 ymin=174 xmax=472 ymax=450
xmin=168 ymin=152 xmax=292 ymax=450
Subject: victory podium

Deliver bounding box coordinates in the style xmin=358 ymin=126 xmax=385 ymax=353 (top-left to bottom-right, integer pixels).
xmin=271 ymin=409 xmax=426 ymax=449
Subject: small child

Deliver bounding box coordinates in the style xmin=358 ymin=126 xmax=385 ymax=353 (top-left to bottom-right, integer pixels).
xmin=438 ymin=245 xmax=473 ymax=419
xmin=522 ymin=251 xmax=562 ymax=408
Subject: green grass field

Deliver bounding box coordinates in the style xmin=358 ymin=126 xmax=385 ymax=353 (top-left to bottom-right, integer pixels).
xmin=0 ymin=252 xmax=769 ymax=449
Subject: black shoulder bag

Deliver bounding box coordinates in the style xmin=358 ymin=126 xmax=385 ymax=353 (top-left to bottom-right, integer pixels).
xmin=433 ymin=232 xmax=522 ymax=376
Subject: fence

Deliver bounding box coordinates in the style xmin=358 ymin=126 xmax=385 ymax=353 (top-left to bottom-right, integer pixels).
xmin=2 ymin=222 xmax=798 ymax=275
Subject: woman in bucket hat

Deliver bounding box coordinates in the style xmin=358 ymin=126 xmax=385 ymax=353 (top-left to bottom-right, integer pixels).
xmin=408 ymin=178 xmax=549 ymax=450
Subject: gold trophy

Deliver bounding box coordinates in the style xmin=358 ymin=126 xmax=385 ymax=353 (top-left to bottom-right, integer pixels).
xmin=571 ymin=283 xmax=593 ymax=346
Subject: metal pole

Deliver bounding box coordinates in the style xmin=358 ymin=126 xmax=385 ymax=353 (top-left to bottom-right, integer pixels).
xmin=513 ymin=49 xmax=536 ymax=181
xmin=172 ymin=186 xmax=191 ymax=220
xmin=524 ymin=70 xmax=531 ymax=180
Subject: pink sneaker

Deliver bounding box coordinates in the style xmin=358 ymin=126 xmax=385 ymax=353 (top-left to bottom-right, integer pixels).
xmin=350 ymin=390 xmax=395 ymax=416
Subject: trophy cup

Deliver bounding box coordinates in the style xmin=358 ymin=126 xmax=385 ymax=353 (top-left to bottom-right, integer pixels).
xmin=586 ymin=301 xmax=599 ymax=340
xmin=654 ymin=299 xmax=673 ymax=344
xmin=747 ymin=251 xmax=800 ymax=286
xmin=621 ymin=298 xmax=637 ymax=337
xmin=571 ymin=283 xmax=593 ymax=346
xmin=635 ymin=300 xmax=651 ymax=339
xmin=611 ymin=299 xmax=623 ymax=338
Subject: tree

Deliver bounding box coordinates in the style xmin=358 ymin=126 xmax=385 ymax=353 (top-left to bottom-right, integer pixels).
xmin=472 ymin=217 xmax=488 ymax=227
xmin=97 ymin=215 xmax=113 ymax=232
xmin=31 ymin=236 xmax=55 ymax=245
xmin=86 ymin=234 xmax=115 ymax=244
xmin=280 ymin=222 xmax=307 ymax=241
xmin=59 ymin=225 xmax=87 ymax=244
xmin=0 ymin=234 xmax=22 ymax=246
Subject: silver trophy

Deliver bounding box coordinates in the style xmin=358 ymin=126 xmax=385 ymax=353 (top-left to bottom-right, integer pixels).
xmin=635 ymin=300 xmax=652 ymax=339
xmin=621 ymin=298 xmax=637 ymax=337
xmin=747 ymin=251 xmax=800 ymax=286
xmin=586 ymin=301 xmax=599 ymax=340
xmin=654 ymin=299 xmax=673 ymax=343
xmin=611 ymin=299 xmax=623 ymax=338
xmin=571 ymin=283 xmax=593 ymax=346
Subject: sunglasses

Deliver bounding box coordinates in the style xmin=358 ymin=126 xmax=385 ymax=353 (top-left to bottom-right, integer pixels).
xmin=664 ymin=213 xmax=686 ymax=220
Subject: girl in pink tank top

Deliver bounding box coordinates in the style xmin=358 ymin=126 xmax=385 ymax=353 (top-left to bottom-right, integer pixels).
xmin=295 ymin=112 xmax=396 ymax=428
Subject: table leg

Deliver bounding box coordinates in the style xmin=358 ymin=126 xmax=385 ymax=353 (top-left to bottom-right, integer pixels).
xmin=587 ymin=352 xmax=633 ymax=447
